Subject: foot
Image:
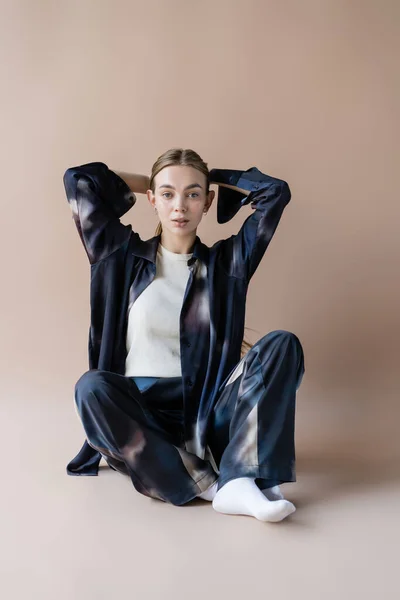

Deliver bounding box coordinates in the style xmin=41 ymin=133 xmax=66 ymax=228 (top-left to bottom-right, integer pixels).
xmin=212 ymin=477 xmax=295 ymax=522
xmin=198 ymin=480 xmax=219 ymax=501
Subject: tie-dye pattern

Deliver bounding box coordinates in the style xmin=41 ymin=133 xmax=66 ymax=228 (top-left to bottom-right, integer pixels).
xmin=74 ymin=331 xmax=304 ymax=505
xmin=63 ymin=161 xmax=304 ymax=502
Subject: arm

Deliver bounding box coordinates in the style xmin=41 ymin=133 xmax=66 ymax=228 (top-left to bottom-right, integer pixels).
xmin=63 ymin=162 xmax=140 ymax=265
xmin=210 ymin=166 xmax=291 ymax=282
xmin=114 ymin=170 xmax=150 ymax=195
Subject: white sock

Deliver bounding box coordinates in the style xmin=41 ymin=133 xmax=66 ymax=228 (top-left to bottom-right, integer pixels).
xmin=212 ymin=477 xmax=296 ymax=522
xmin=198 ymin=480 xmax=219 ymax=501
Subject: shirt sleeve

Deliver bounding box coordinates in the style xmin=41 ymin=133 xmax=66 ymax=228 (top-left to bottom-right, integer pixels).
xmin=63 ymin=161 xmax=136 ymax=265
xmin=212 ymin=166 xmax=291 ymax=282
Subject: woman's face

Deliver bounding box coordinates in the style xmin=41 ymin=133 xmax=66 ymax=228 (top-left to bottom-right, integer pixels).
xmin=147 ymin=165 xmax=214 ymax=237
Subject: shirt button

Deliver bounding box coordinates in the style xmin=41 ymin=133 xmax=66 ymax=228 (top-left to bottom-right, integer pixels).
xmin=186 ymin=341 xmax=191 ymax=348
xmin=187 ymin=378 xmax=193 ymax=386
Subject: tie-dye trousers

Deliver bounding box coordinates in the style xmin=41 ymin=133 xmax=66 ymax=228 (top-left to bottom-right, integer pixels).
xmin=74 ymin=330 xmax=305 ymax=506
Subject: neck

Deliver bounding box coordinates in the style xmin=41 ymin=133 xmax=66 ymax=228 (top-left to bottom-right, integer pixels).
xmin=160 ymin=230 xmax=197 ymax=254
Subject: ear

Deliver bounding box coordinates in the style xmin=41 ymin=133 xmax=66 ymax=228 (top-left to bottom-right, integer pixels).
xmin=146 ymin=189 xmax=155 ymax=209
xmin=205 ymin=189 xmax=215 ymax=211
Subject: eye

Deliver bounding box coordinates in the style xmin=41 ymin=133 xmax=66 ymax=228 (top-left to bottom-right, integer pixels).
xmin=161 ymin=192 xmax=199 ymax=198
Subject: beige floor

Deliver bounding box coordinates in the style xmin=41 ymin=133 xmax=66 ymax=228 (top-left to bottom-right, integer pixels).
xmin=2 ymin=386 xmax=399 ymax=600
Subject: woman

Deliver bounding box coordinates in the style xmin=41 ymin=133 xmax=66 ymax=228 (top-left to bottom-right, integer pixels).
xmin=64 ymin=148 xmax=305 ymax=522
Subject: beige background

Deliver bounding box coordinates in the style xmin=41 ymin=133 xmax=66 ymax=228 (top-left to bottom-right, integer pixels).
xmin=1 ymin=1 xmax=399 ymax=599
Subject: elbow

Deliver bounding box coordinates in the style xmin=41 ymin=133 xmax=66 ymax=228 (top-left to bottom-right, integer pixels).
xmin=63 ymin=164 xmax=84 ymax=186
xmin=63 ymin=162 xmax=108 ymax=194
xmin=63 ymin=167 xmax=73 ymax=185
xmin=63 ymin=167 xmax=78 ymax=197
xmin=63 ymin=165 xmax=89 ymax=199
xmin=281 ymin=181 xmax=291 ymax=205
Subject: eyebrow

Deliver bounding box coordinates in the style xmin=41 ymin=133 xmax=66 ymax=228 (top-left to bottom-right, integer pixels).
xmin=158 ymin=183 xmax=203 ymax=191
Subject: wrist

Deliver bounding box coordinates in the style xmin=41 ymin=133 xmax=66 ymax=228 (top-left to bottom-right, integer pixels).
xmin=209 ymin=168 xmax=242 ymax=187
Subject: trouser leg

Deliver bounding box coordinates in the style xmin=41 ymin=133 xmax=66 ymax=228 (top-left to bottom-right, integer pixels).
xmin=208 ymin=330 xmax=305 ymax=491
xmin=74 ymin=370 xmax=217 ymax=506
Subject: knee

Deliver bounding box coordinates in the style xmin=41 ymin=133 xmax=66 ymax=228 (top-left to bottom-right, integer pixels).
xmin=277 ymin=329 xmax=303 ymax=351
xmin=258 ymin=330 xmax=304 ymax=356
xmin=74 ymin=369 xmax=108 ymax=409
xmin=254 ymin=330 xmax=305 ymax=384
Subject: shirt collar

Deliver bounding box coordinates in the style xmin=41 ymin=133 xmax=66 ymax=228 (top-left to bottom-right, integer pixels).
xmin=131 ymin=233 xmax=209 ymax=266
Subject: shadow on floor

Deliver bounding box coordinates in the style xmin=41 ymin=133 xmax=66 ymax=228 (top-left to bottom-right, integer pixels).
xmin=287 ymin=450 xmax=400 ymax=509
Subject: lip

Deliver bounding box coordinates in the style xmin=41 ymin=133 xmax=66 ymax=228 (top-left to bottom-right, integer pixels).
xmin=172 ymin=219 xmax=189 ymax=224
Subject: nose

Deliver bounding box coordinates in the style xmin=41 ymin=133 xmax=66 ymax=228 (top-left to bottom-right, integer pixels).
xmin=173 ymin=198 xmax=188 ymax=212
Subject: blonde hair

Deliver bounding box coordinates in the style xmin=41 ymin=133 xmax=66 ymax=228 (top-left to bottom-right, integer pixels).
xmin=151 ymin=147 xmax=253 ymax=359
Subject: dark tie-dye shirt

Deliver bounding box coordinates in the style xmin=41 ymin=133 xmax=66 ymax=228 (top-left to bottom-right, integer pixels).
xmin=63 ymin=161 xmax=291 ymax=475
